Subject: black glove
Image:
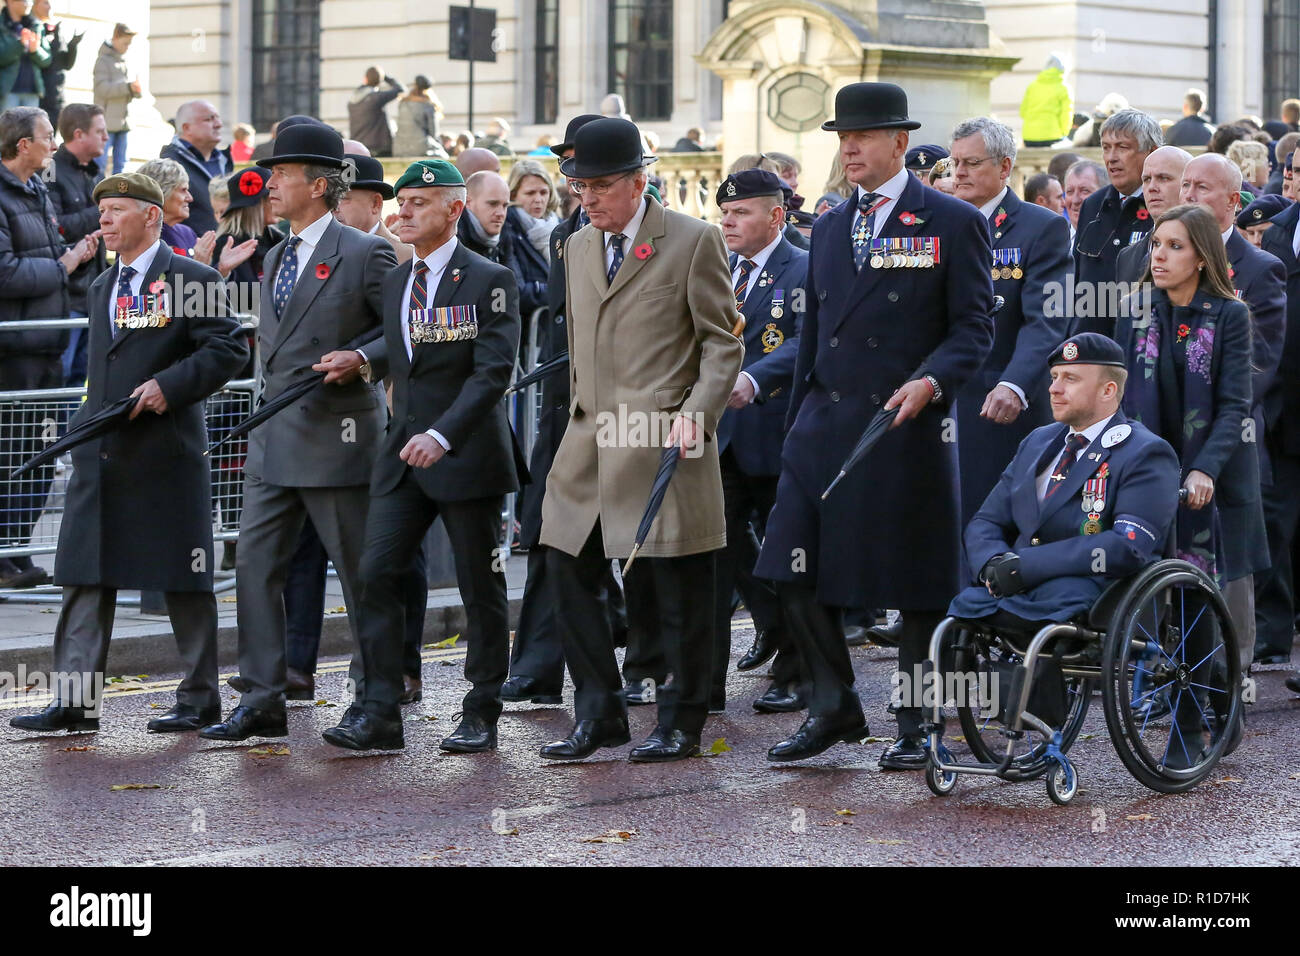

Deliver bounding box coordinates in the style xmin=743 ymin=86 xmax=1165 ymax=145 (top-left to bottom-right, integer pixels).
xmin=980 ymin=552 xmax=1025 ymax=597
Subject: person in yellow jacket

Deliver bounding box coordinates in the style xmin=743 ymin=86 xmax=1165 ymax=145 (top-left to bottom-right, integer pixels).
xmin=1020 ymin=54 xmax=1073 ymax=147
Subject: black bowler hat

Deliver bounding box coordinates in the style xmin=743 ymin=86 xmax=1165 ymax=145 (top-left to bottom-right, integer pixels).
xmin=822 ymin=82 xmax=921 ymax=132
xmin=716 ymin=168 xmax=785 ymax=206
xmin=1236 ymin=194 xmax=1290 ymax=229
xmin=344 ymin=153 xmax=394 ymax=200
xmin=558 ymin=118 xmax=656 ymax=179
xmin=261 ymin=123 xmax=346 ymax=169
xmin=1049 ymin=333 xmax=1126 ymax=369
xmin=551 ymin=113 xmax=602 ymax=157
xmin=224 ymin=166 xmax=271 ymax=215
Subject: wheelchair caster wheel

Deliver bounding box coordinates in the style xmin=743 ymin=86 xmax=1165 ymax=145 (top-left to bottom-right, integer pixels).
xmin=1046 ymin=761 xmax=1078 ymax=806
xmin=925 ymin=760 xmax=957 ymax=796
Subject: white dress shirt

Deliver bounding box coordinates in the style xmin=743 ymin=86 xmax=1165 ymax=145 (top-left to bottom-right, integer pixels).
xmin=1035 ymin=417 xmax=1110 ymax=501
xmin=273 ymin=211 xmax=333 ymax=294
xmin=604 ymin=197 xmax=649 ymax=275
xmin=108 ymin=239 xmax=164 ymax=330
xmin=730 ymin=231 xmax=784 ymax=403
xmin=368 ymin=220 xmax=381 ymax=235
xmin=854 ymin=165 xmax=912 ymax=237
xmin=399 ymin=237 xmax=459 ymax=451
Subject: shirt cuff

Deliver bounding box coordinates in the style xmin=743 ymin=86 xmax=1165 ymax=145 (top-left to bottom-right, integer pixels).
xmin=740 ymin=371 xmax=760 ymax=404
xmin=425 ymin=428 xmax=451 ymax=451
xmin=355 ymin=348 xmax=368 ymax=364
xmin=997 ymin=380 xmax=1028 ymax=409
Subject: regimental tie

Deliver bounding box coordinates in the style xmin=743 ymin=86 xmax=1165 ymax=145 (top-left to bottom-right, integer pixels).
xmin=733 ymin=259 xmax=755 ymax=310
xmin=852 ymin=192 xmax=883 ymax=273
xmin=1045 ymin=433 xmax=1089 ymax=498
xmin=113 ymin=265 xmax=134 ymax=338
xmin=410 ymin=259 xmax=429 ymax=313
xmin=607 ymin=233 xmax=625 ymax=284
xmin=273 ymin=236 xmax=301 ymax=317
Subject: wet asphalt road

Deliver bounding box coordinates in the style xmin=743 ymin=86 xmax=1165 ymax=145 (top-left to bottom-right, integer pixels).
xmin=2 ymin=621 xmax=1298 ymax=866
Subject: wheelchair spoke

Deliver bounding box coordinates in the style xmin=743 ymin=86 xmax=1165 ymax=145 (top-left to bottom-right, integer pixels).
xmin=1186 ymin=641 xmax=1225 ymax=674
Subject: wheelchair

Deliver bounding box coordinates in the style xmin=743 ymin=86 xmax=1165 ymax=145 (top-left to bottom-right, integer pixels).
xmin=920 ymin=556 xmax=1244 ymax=806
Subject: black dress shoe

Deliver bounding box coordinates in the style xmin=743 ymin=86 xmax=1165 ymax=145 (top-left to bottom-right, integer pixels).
xmin=886 ymin=700 xmax=900 ymax=717
xmin=147 ymin=704 xmax=220 ymax=733
xmin=752 ymin=683 xmax=806 ymax=714
xmin=286 ymin=667 xmax=315 ymax=701
xmin=867 ymin=619 xmax=903 ymax=648
xmin=440 ymin=713 xmax=497 ymax=753
xmin=10 ymin=705 xmax=98 ymax=733
xmin=226 ymin=674 xmax=251 ymax=693
xmin=1252 ymin=650 xmax=1290 ymax=666
xmin=338 ymin=703 xmax=364 ymax=728
xmin=1286 ymin=673 xmax=1300 ymax=694
xmin=623 ymin=682 xmax=657 ymax=706
xmin=628 ymin=726 xmax=700 ymax=762
xmin=540 ymin=717 xmax=631 ymax=760
xmin=767 ymin=714 xmax=869 ymax=762
xmin=843 ymin=625 xmax=871 ymax=647
xmin=737 ymin=630 xmax=779 ymax=671
xmin=198 ymin=705 xmax=288 ymax=741
xmin=499 ymin=675 xmax=563 ymax=705
xmin=878 ymin=735 xmax=928 ymax=770
xmin=322 ymin=712 xmax=404 ymax=751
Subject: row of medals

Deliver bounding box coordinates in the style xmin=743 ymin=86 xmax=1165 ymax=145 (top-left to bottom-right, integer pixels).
xmin=115 ymin=309 xmax=171 ymax=329
xmin=410 ymin=322 xmax=477 ymax=344
xmin=992 ymin=266 xmax=1024 ymax=280
xmin=1081 ymin=492 xmax=1104 ymax=535
xmin=870 ymin=253 xmax=934 ymax=269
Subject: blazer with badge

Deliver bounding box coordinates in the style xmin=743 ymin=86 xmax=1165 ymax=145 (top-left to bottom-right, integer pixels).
xmin=243 ymin=216 xmax=398 ymax=488
xmin=957 ymin=187 xmax=1072 ymax=522
xmin=540 ymin=197 xmax=744 ymax=559
xmin=949 ymin=412 xmax=1181 ymax=623
xmin=364 ymin=240 xmax=523 ymax=502
xmin=716 ymin=235 xmax=807 ymax=476
xmin=756 ymin=173 xmax=995 ymax=610
xmin=56 ymin=244 xmax=249 ymax=591
xmin=1072 ymin=184 xmax=1153 ymax=335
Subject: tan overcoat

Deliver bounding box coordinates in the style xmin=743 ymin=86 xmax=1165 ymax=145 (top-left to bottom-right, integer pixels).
xmin=540 ymin=198 xmax=744 ymax=559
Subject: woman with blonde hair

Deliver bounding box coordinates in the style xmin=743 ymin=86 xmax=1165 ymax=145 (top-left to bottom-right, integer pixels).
xmin=503 ymin=159 xmax=558 ymax=352
xmin=1226 ymin=139 xmax=1269 ymax=191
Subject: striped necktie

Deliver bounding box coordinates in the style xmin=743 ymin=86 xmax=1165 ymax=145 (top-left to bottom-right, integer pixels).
xmin=733 ymin=259 xmax=755 ymax=310
xmin=1044 ymin=433 xmax=1089 ymax=499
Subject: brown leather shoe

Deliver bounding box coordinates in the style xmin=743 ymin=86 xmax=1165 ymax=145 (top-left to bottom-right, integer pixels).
xmin=286 ymin=667 xmax=315 ymax=701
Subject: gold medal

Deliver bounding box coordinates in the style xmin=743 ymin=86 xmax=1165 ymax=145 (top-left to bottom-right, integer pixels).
xmin=1001 ymin=267 xmax=1014 ymax=280
xmin=1012 ymin=267 xmax=1023 ymax=279
xmin=991 ymin=267 xmax=1000 ymax=280
xmin=1083 ymin=518 xmax=1101 ymax=535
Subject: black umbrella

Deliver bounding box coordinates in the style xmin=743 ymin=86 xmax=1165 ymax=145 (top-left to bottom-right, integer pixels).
xmin=622 ymin=444 xmax=680 ymax=574
xmin=505 ymin=351 xmax=569 ymax=396
xmin=203 ymin=373 xmax=322 ymax=458
xmin=821 ymin=406 xmax=900 ymax=501
xmin=10 ymin=395 xmax=139 ymax=478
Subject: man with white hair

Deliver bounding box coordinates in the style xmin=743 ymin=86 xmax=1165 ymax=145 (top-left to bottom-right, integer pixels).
xmin=1114 ymin=145 xmax=1192 ymax=285
xmin=1072 ymin=108 xmax=1163 ymax=334
xmin=159 ymin=99 xmax=230 ymax=235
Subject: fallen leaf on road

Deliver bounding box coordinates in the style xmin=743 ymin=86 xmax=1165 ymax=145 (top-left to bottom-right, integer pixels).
xmin=148 ymin=702 xmax=163 ymax=709
xmin=219 ymin=596 xmax=237 ymax=603
xmin=325 ymin=605 xmax=346 ymax=614
xmin=313 ymin=700 xmax=335 ymax=707
xmin=863 ymin=736 xmax=891 ymax=743
xmin=946 ymin=735 xmax=966 ymax=743
xmin=1290 ymin=772 xmax=1300 ymax=780
xmin=1079 ymin=734 xmax=1097 ymax=740
xmin=1125 ymin=813 xmax=1155 ymax=821
xmin=582 ymin=829 xmax=636 ymax=844
xmin=109 ymin=783 xmax=162 ymax=791
xmin=693 ymin=737 xmax=731 ymax=757
xmin=106 ymin=674 xmax=148 ymax=684
xmin=1216 ymin=776 xmax=1243 ymax=784
xmin=866 ymin=838 xmax=908 ymax=845
xmin=834 ymin=808 xmax=856 ymax=816
xmin=406 ymin=714 xmax=438 ymax=721
xmin=58 ymin=745 xmax=95 ymax=752
xmin=247 ymin=745 xmax=290 ymax=757
xmin=816 ymin=820 xmax=852 ymax=827
xmin=498 ymin=827 xmax=519 ymax=836
xmin=431 ymin=634 xmax=461 ymax=649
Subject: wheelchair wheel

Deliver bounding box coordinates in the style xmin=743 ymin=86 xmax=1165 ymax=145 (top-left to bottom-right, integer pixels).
xmin=925 ymin=759 xmax=958 ymax=796
xmin=1045 ymin=760 xmax=1078 ymax=806
xmin=1101 ymin=561 xmax=1241 ymax=794
xmin=952 ymin=629 xmax=1093 ymax=781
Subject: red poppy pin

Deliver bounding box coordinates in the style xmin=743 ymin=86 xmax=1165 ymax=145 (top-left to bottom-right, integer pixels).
xmin=634 ymin=241 xmax=654 ymax=260
xmin=149 ymin=278 xmax=166 ymax=295
xmin=172 ymin=246 xmax=188 ymax=257
xmin=1228 ymin=267 xmax=1235 ymax=279
xmin=1176 ymin=323 xmax=1191 ymax=343
xmin=994 ymin=208 xmax=1007 ymax=228
xmin=1136 ymin=207 xmax=1150 ymax=221
xmin=315 ymin=262 xmax=330 ymax=280
xmin=898 ymin=211 xmax=917 ymax=226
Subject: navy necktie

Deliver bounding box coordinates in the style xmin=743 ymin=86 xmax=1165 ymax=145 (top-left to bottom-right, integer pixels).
xmin=607 ymin=233 xmax=625 ymax=284
xmin=273 ymin=236 xmax=301 ymax=317
xmin=113 ymin=265 xmax=135 ymax=338
xmin=853 ymin=192 xmax=881 ymax=273
xmin=1045 ymin=433 xmax=1089 ymax=498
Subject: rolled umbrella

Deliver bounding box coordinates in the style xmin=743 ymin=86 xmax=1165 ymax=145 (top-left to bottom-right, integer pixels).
xmin=621 ymin=444 xmax=680 ymax=575
xmin=820 ymin=406 xmax=900 ymax=501
xmin=505 ymin=351 xmax=569 ymax=396
xmin=10 ymin=395 xmax=139 ymax=478
xmin=203 ymin=373 xmax=322 ymax=458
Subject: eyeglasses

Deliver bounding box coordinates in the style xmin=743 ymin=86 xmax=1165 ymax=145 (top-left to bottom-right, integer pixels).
xmin=950 ymin=156 xmax=995 ymax=171
xmin=568 ymin=171 xmax=635 ymax=197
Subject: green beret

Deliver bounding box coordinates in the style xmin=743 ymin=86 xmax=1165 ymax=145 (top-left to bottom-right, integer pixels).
xmin=393 ymin=159 xmax=464 ymax=192
xmin=93 ymin=172 xmax=164 ymax=208
xmin=644 ymin=183 xmax=662 ymax=203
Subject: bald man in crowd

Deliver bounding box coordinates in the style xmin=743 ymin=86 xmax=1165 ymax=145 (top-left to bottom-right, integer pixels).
xmin=1114 ymin=145 xmax=1192 ymax=285
xmin=454 ymin=147 xmax=502 ymax=179
xmin=159 ymin=99 xmax=232 ymax=235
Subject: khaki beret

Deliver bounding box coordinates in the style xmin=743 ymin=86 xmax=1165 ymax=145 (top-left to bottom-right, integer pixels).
xmin=93 ymin=173 xmax=164 ymax=208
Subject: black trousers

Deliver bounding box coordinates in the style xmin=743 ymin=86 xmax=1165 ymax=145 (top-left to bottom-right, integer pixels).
xmin=548 ymin=523 xmax=716 ymax=735
xmin=713 ymin=450 xmax=797 ymax=694
xmin=894 ymin=609 xmax=944 ymax=738
xmin=1255 ymin=451 xmax=1300 ymax=658
xmin=357 ymin=471 xmax=508 ymax=721
xmin=0 ymin=355 xmax=63 ymax=549
xmin=509 ymin=544 xmax=626 ymax=692
xmin=621 ymin=563 xmax=666 ymax=686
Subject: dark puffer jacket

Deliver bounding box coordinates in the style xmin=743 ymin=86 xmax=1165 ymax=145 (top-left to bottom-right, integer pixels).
xmin=0 ymin=161 xmax=70 ymax=356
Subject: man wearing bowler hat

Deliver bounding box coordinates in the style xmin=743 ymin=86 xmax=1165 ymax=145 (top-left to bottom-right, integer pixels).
xmin=201 ymin=123 xmax=398 ymax=742
xmin=754 ymin=81 xmax=994 ymax=767
xmin=538 ymin=117 xmax=743 ymax=762
xmin=337 ymin=152 xmax=411 ymax=263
